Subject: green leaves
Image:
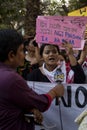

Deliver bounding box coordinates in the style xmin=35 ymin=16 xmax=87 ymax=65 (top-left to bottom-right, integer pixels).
xmin=0 ymin=0 xmax=25 ymax=29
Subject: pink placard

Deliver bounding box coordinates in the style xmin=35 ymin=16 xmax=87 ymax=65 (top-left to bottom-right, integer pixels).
xmin=37 ymin=16 xmax=87 ymax=28
xmin=36 ymin=16 xmax=86 ymax=49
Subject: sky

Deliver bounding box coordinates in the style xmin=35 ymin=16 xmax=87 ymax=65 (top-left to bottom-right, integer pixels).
xmin=56 ymin=0 xmax=68 ymax=1
xmin=55 ymin=0 xmax=69 ymax=6
xmin=41 ymin=0 xmax=69 ymax=2
xmin=41 ymin=0 xmax=69 ymax=5
xmin=56 ymin=0 xmax=69 ymax=3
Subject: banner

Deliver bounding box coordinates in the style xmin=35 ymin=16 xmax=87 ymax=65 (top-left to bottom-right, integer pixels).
xmin=68 ymin=6 xmax=87 ymax=16
xmin=27 ymin=81 xmax=87 ymax=130
xmin=36 ymin=16 xmax=87 ymax=50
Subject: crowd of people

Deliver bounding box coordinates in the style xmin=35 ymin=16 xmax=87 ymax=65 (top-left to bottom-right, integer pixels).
xmin=0 ymin=28 xmax=87 ymax=130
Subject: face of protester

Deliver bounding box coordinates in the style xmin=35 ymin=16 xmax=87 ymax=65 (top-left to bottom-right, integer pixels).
xmin=42 ymin=45 xmax=59 ymax=71
xmin=7 ymin=44 xmax=25 ymax=68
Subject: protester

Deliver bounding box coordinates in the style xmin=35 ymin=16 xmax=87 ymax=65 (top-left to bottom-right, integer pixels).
xmin=0 ymin=29 xmax=64 ymax=130
xmin=74 ymin=30 xmax=87 ymax=130
xmin=78 ymin=40 xmax=87 ymax=83
xmin=27 ymin=42 xmax=85 ymax=83
xmin=25 ymin=39 xmax=40 ymax=65
xmin=17 ymin=36 xmax=41 ymax=80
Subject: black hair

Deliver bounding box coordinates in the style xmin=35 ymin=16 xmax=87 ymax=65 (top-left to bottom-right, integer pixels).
xmin=23 ymin=36 xmax=34 ymax=46
xmin=40 ymin=43 xmax=60 ymax=56
xmin=0 ymin=29 xmax=24 ymax=62
xmin=23 ymin=36 xmax=34 ymax=52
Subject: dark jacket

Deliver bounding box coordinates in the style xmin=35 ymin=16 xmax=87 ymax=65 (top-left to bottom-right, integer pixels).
xmin=27 ymin=63 xmax=86 ymax=84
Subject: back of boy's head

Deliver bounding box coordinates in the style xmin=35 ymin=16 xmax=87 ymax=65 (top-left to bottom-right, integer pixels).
xmin=0 ymin=29 xmax=23 ymax=62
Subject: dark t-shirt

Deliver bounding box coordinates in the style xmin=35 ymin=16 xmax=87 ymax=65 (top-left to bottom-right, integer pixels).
xmin=0 ymin=62 xmax=51 ymax=130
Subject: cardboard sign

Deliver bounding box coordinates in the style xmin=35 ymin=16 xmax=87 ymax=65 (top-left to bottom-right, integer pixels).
xmin=36 ymin=17 xmax=86 ymax=49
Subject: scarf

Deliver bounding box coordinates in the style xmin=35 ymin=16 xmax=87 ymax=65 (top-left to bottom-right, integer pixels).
xmin=42 ymin=61 xmax=66 ymax=83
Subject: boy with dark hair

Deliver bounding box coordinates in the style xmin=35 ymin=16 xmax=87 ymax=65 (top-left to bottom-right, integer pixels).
xmin=0 ymin=29 xmax=64 ymax=130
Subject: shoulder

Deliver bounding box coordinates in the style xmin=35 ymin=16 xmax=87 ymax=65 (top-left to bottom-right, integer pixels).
xmin=29 ymin=68 xmax=41 ymax=74
xmin=11 ymin=71 xmax=26 ymax=83
xmin=3 ymin=69 xmax=28 ymax=90
xmin=28 ymin=68 xmax=41 ymax=76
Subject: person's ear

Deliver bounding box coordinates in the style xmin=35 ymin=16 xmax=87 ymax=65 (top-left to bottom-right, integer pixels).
xmin=8 ymin=51 xmax=15 ymax=62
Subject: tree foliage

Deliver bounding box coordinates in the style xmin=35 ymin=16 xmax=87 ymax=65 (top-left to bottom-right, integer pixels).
xmin=0 ymin=0 xmax=87 ymax=35
xmin=0 ymin=0 xmax=25 ymax=29
xmin=68 ymin=0 xmax=86 ymax=12
xmin=24 ymin=0 xmax=42 ymax=35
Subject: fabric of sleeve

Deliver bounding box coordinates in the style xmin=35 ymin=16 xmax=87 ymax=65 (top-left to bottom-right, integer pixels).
xmin=71 ymin=63 xmax=86 ymax=84
xmin=43 ymin=94 xmax=52 ymax=110
xmin=9 ymin=75 xmax=52 ymax=112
